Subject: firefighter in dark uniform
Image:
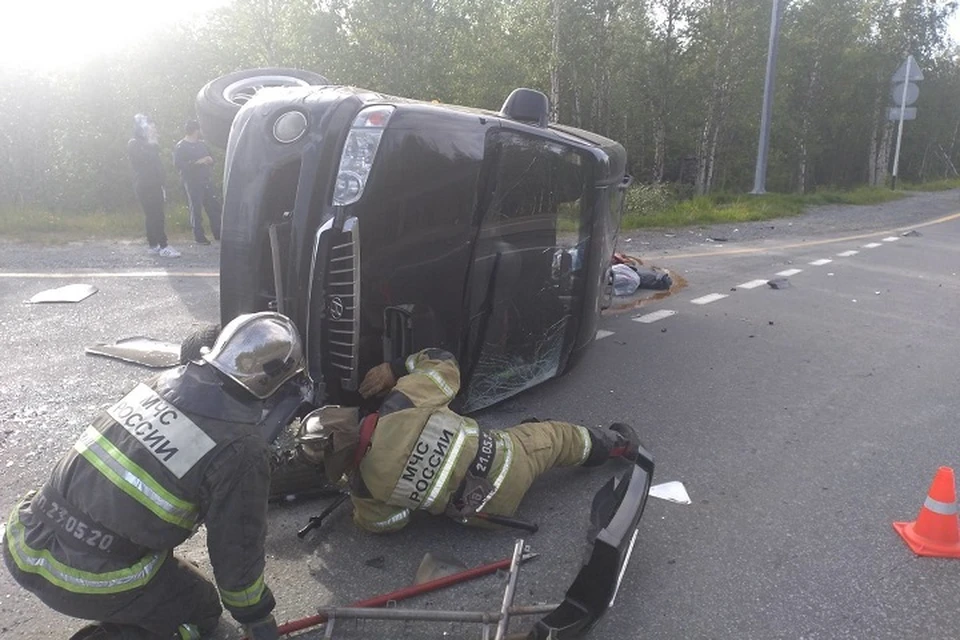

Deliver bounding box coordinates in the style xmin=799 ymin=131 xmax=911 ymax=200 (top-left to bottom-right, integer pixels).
xmin=298 ymin=348 xmax=642 ymax=533
xmin=2 ymin=312 xmax=305 ymax=640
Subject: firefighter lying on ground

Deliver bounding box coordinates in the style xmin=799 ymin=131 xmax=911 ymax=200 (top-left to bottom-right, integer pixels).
xmin=2 ymin=312 xmax=305 ymax=640
xmin=298 ymin=348 xmax=643 ymax=533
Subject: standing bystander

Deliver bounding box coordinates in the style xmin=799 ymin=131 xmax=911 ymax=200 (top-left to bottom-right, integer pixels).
xmin=173 ymin=120 xmax=222 ymax=245
xmin=127 ymin=114 xmax=180 ymax=258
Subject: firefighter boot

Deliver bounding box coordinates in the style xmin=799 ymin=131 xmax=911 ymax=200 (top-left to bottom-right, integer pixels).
xmin=582 ymin=423 xmax=643 ymax=466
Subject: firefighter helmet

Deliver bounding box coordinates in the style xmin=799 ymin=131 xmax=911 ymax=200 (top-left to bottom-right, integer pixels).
xmin=203 ymin=312 xmax=305 ymax=398
xmin=297 ymin=406 xmax=361 ymax=480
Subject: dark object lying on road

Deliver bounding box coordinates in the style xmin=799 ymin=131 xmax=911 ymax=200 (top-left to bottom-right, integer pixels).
xmin=767 ymin=278 xmax=790 ymax=290
xmin=611 ymin=262 xmax=672 ymax=296
xmin=529 ymin=444 xmax=654 ymax=639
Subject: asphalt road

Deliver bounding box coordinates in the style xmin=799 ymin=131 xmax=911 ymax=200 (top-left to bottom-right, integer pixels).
xmin=3 ymin=191 xmax=960 ymax=639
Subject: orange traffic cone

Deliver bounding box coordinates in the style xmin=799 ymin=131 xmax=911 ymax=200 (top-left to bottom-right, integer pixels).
xmin=893 ymin=466 xmax=960 ymax=558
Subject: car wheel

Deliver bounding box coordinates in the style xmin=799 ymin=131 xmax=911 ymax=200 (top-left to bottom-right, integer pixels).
xmin=180 ymin=323 xmax=221 ymax=364
xmin=195 ymin=68 xmax=330 ymax=148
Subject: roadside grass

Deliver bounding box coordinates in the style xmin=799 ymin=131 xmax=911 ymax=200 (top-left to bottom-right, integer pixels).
xmin=0 ymin=205 xmax=192 ymax=243
xmin=902 ymin=177 xmax=960 ymax=191
xmin=621 ymin=186 xmax=908 ymax=230
xmin=1 ymin=179 xmax=952 ymax=241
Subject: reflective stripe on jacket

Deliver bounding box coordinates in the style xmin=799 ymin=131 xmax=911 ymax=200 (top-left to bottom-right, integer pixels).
xmin=5 ymin=501 xmax=166 ymax=595
xmin=354 ymin=349 xmax=486 ymax=531
xmin=3 ymin=362 xmax=275 ymax=623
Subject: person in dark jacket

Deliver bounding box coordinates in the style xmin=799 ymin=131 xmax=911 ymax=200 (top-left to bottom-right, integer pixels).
xmin=127 ymin=114 xmax=180 ymax=258
xmin=297 ymin=348 xmax=643 ymax=533
xmin=2 ymin=312 xmax=305 ymax=640
xmin=173 ymin=120 xmax=222 ymax=245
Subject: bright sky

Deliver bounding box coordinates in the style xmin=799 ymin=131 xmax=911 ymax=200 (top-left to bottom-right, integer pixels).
xmin=1 ymin=1 xmax=959 ymax=71
xmin=0 ymin=0 xmax=228 ymax=70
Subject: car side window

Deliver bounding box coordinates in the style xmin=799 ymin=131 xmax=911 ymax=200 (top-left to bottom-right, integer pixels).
xmin=459 ymin=131 xmax=591 ymax=412
xmin=488 ymin=134 xmax=584 ymax=227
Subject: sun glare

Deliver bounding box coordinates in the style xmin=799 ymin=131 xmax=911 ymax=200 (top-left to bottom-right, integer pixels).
xmin=0 ymin=0 xmax=228 ymax=70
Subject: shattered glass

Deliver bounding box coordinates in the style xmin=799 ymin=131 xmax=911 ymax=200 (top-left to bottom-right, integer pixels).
xmin=460 ymin=316 xmax=568 ymax=413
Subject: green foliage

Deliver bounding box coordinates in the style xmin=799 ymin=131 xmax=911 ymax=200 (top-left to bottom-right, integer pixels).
xmin=620 ymin=186 xmax=908 ymax=229
xmin=623 ymin=183 xmax=672 ymax=216
xmin=0 ymin=205 xmax=192 ymax=241
xmin=1 ymin=0 xmax=959 ymax=217
xmin=902 ymin=177 xmax=960 ymax=191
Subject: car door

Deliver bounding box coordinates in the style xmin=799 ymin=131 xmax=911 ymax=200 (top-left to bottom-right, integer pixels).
xmin=458 ymin=129 xmax=592 ymax=412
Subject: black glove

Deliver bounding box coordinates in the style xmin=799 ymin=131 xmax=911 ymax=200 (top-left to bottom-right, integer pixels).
xmin=243 ymin=615 xmax=278 ymax=640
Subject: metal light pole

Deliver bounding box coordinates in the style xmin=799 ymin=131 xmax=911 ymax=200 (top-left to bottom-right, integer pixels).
xmin=750 ymin=0 xmax=784 ymax=195
xmin=890 ymin=55 xmax=915 ymax=191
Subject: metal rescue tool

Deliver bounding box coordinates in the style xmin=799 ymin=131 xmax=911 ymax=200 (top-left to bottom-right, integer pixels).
xmin=297 ymin=492 xmax=349 ymax=538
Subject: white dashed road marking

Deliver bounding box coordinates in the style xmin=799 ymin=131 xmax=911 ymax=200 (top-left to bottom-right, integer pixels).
xmin=836 ymin=250 xmax=859 ymax=257
xmin=633 ymin=309 xmax=678 ymax=323
xmin=736 ymin=279 xmax=769 ymax=290
xmin=863 ymin=242 xmax=882 ymax=248
xmin=776 ymin=269 xmax=803 ymax=277
xmin=691 ymin=293 xmax=728 ymax=305
xmin=595 ymin=329 xmax=615 ymax=340
xmin=882 ymin=236 xmax=900 ymax=242
xmin=809 ymin=259 xmax=832 ymax=266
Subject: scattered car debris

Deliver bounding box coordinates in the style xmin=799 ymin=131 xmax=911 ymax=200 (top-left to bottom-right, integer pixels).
xmin=27 ymin=284 xmax=98 ymax=304
xmin=649 ymin=481 xmax=691 ymax=505
xmin=85 ymin=337 xmax=182 ymax=368
xmin=414 ymin=553 xmax=467 ymax=585
xmin=709 ymin=237 xmax=729 ymax=242
xmin=767 ymin=278 xmax=790 ymax=290
xmin=364 ymin=556 xmax=386 ymax=570
xmin=902 ymin=229 xmax=922 ymax=237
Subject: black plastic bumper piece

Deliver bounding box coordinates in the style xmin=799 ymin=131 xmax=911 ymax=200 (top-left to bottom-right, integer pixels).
xmin=528 ymin=444 xmax=654 ymax=639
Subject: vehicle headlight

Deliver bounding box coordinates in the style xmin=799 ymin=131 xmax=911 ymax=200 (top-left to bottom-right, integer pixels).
xmin=332 ymin=105 xmax=395 ymax=206
xmin=273 ymin=110 xmax=308 ymax=144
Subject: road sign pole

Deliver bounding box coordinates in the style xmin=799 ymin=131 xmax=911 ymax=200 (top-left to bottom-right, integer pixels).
xmin=750 ymin=0 xmax=782 ymax=195
xmin=891 ymin=56 xmax=912 ymax=190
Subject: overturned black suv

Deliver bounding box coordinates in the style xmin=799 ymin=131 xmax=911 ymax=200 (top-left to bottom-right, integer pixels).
xmin=192 ymin=69 xmax=650 ymax=638
xmin=195 ymin=68 xmax=629 ymax=416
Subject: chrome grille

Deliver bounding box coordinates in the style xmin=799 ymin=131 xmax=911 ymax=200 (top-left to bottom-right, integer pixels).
xmin=324 ymin=217 xmax=360 ymax=389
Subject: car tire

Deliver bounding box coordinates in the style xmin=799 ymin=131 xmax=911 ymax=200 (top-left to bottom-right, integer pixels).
xmin=195 ymin=68 xmax=330 ymax=148
xmin=180 ymin=324 xmax=221 ymax=364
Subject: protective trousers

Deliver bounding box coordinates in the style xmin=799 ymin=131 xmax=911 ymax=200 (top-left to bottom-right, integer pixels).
xmin=476 ymin=420 xmax=592 ymax=519
xmin=3 ymin=544 xmax=222 ymax=639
